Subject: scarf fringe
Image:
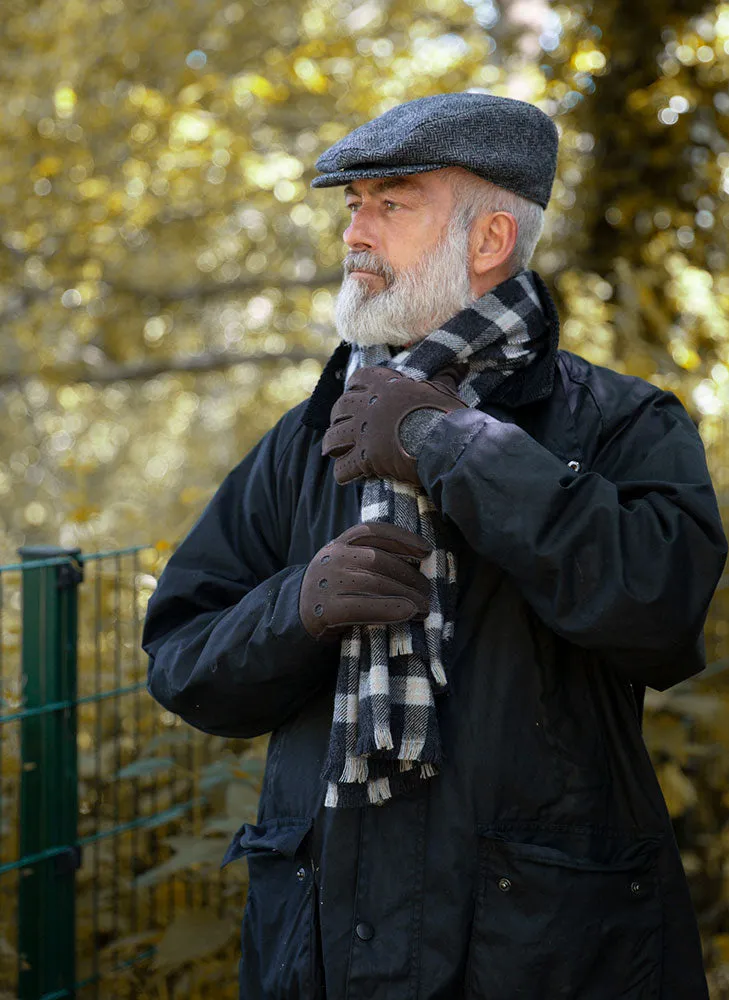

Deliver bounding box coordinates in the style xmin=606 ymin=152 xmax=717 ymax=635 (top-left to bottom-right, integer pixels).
xmin=367 ymin=777 xmax=392 ymax=805
xmin=446 ymin=551 xmax=457 ymax=583
xmin=325 ymin=762 xmax=442 ymax=809
xmin=398 ymin=736 xmax=425 ymax=761
xmin=374 ymin=723 xmax=394 ymax=751
xmin=389 ymin=625 xmax=413 ymax=657
xmin=339 ymin=757 xmax=368 ymax=784
xmin=429 ymin=657 xmax=447 ymax=688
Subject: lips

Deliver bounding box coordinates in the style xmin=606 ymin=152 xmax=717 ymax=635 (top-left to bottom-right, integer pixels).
xmin=344 ymin=262 xmax=392 ymax=288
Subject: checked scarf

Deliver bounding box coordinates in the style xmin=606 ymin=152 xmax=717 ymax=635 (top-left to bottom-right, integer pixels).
xmin=322 ymin=269 xmax=549 ymax=809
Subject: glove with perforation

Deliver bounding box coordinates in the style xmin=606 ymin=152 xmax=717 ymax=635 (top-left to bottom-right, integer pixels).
xmin=322 ymin=365 xmax=467 ymax=485
xmin=299 ymin=522 xmax=433 ymax=641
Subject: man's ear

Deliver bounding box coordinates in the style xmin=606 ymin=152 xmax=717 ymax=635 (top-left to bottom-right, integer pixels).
xmin=471 ymin=211 xmax=518 ymax=275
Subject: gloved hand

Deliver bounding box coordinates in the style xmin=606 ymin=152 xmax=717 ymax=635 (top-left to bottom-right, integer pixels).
xmin=322 ymin=365 xmax=467 ymax=485
xmin=299 ymin=522 xmax=433 ymax=641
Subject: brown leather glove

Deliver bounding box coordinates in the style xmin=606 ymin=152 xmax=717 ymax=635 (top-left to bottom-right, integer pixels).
xmin=322 ymin=365 xmax=467 ymax=485
xmin=299 ymin=522 xmax=433 ymax=641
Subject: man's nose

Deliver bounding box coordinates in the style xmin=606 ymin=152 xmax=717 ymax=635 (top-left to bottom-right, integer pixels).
xmin=343 ymin=208 xmax=377 ymax=251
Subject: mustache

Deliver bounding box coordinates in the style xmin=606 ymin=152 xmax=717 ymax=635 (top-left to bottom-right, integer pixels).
xmin=342 ymin=252 xmax=396 ymax=286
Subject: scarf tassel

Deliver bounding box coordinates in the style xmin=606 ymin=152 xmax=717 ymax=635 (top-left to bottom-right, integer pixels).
xmin=339 ymin=757 xmax=368 ymax=784
xmin=389 ymin=625 xmax=413 ymax=657
xmin=374 ymin=724 xmax=394 ymax=751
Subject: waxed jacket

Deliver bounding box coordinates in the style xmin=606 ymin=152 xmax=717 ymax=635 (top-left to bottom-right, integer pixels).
xmin=142 ymin=276 xmax=727 ymax=999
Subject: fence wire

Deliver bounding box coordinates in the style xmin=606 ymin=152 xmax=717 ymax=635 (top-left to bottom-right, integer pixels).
xmin=0 ymin=545 xmax=253 ymax=1000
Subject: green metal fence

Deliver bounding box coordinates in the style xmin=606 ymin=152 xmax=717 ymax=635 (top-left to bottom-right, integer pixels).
xmin=0 ymin=544 xmax=260 ymax=1000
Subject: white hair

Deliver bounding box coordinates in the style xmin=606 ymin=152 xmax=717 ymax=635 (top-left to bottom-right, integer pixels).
xmin=334 ymin=221 xmax=473 ymax=347
xmin=445 ymin=168 xmax=545 ymax=275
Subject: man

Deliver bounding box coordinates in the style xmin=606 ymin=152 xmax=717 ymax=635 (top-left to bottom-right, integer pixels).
xmin=142 ymin=93 xmax=727 ymax=998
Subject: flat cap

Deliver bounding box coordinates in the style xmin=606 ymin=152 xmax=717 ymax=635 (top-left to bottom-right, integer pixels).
xmin=311 ymin=92 xmax=559 ymax=209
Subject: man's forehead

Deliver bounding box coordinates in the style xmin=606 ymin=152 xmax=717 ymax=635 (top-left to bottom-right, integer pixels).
xmin=342 ymin=175 xmax=429 ymax=198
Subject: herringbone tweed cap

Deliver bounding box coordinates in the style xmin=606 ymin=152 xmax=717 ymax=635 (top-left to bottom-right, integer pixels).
xmin=310 ymin=91 xmax=559 ymax=208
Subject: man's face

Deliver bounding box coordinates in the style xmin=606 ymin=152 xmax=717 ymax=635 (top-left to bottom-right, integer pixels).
xmin=343 ymin=171 xmax=455 ymax=279
xmin=334 ymin=170 xmax=475 ymax=348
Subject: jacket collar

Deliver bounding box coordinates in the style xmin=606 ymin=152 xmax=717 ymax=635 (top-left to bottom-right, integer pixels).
xmin=302 ymin=270 xmax=560 ymax=431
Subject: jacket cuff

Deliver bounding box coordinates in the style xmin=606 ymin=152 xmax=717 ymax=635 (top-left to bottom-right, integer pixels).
xmin=270 ymin=565 xmax=335 ymax=655
xmin=416 ymin=407 xmax=496 ymax=485
xmin=399 ymin=408 xmax=449 ymax=457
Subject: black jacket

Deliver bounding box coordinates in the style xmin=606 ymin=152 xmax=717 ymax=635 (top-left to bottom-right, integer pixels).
xmin=143 ymin=282 xmax=727 ymax=999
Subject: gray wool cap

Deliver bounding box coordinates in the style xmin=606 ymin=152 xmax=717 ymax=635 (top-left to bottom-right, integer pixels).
xmin=310 ymin=92 xmax=559 ymax=209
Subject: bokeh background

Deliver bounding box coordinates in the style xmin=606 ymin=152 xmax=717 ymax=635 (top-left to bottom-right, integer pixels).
xmin=2 ymin=0 xmax=729 ymax=996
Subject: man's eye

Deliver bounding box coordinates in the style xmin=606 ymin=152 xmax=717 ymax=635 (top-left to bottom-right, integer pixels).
xmin=345 ymin=200 xmax=399 ymax=212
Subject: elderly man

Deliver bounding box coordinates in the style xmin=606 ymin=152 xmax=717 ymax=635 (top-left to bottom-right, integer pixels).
xmin=142 ymin=93 xmax=726 ymax=999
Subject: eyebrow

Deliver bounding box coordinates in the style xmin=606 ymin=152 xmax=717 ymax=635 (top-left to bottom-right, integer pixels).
xmin=343 ymin=177 xmax=424 ymax=199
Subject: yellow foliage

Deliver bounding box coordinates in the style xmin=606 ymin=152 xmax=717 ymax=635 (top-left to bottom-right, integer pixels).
xmin=1 ymin=0 xmax=729 ymax=993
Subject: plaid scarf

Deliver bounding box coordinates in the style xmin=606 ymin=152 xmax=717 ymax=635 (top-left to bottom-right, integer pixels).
xmin=322 ymin=269 xmax=548 ymax=809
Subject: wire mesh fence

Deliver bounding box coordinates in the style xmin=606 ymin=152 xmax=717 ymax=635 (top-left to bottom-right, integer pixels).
xmin=0 ymin=544 xmax=264 ymax=1000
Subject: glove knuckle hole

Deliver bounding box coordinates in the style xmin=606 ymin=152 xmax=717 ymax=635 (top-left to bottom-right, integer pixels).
xmin=368 ymin=395 xmax=378 ymax=405
xmin=313 ymin=604 xmax=324 ymax=617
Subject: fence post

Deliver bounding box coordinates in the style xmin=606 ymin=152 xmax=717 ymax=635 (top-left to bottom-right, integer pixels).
xmin=18 ymin=545 xmax=83 ymax=1000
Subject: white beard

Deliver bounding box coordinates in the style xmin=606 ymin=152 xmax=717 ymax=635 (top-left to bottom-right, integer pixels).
xmin=334 ymin=222 xmax=475 ymax=348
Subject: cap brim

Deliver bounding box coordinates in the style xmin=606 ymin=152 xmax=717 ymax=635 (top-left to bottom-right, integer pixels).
xmin=310 ymin=162 xmax=450 ymax=188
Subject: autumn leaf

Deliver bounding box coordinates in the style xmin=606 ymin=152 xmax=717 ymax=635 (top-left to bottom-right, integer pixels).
xmin=152 ymin=910 xmax=236 ymax=972
xmin=657 ymin=761 xmax=699 ymax=818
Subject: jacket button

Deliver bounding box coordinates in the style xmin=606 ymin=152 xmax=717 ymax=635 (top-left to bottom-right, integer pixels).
xmin=497 ymin=877 xmax=512 ymax=892
xmin=630 ymin=880 xmax=642 ymax=895
xmin=567 ymin=460 xmax=581 ymax=472
xmin=355 ymin=921 xmax=374 ymax=941
xmin=296 ymin=866 xmax=306 ymax=881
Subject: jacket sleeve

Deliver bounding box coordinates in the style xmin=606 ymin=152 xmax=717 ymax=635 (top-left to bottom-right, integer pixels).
xmin=142 ymin=420 xmax=339 ymax=738
xmin=417 ymin=388 xmax=727 ymax=690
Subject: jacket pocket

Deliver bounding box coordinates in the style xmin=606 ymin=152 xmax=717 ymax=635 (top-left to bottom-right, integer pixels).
xmin=465 ymin=830 xmax=663 ymax=1000
xmin=223 ymin=816 xmax=321 ymax=1000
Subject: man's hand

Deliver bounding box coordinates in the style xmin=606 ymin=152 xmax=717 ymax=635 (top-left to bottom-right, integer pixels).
xmin=299 ymin=522 xmax=433 ymax=641
xmin=322 ymin=365 xmax=467 ymax=485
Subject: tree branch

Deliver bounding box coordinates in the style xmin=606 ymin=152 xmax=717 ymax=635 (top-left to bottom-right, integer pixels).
xmin=0 ymin=347 xmax=336 ymax=388
xmin=0 ymin=268 xmax=344 ymax=325
xmin=0 ymin=287 xmax=57 ymax=324
xmin=104 ymin=268 xmax=344 ymax=303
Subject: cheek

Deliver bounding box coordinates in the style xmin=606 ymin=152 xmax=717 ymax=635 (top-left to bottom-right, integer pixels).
xmin=388 ymin=216 xmax=446 ymax=271
xmin=387 ymin=219 xmax=435 ymax=270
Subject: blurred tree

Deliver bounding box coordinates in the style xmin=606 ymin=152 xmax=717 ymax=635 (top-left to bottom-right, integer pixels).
xmin=548 ymin=0 xmax=729 ymax=390
xmin=2 ymin=0 xmax=729 ymax=991
xmin=1 ymin=0 xmax=728 ymax=557
xmin=0 ymin=0 xmax=520 ymax=556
